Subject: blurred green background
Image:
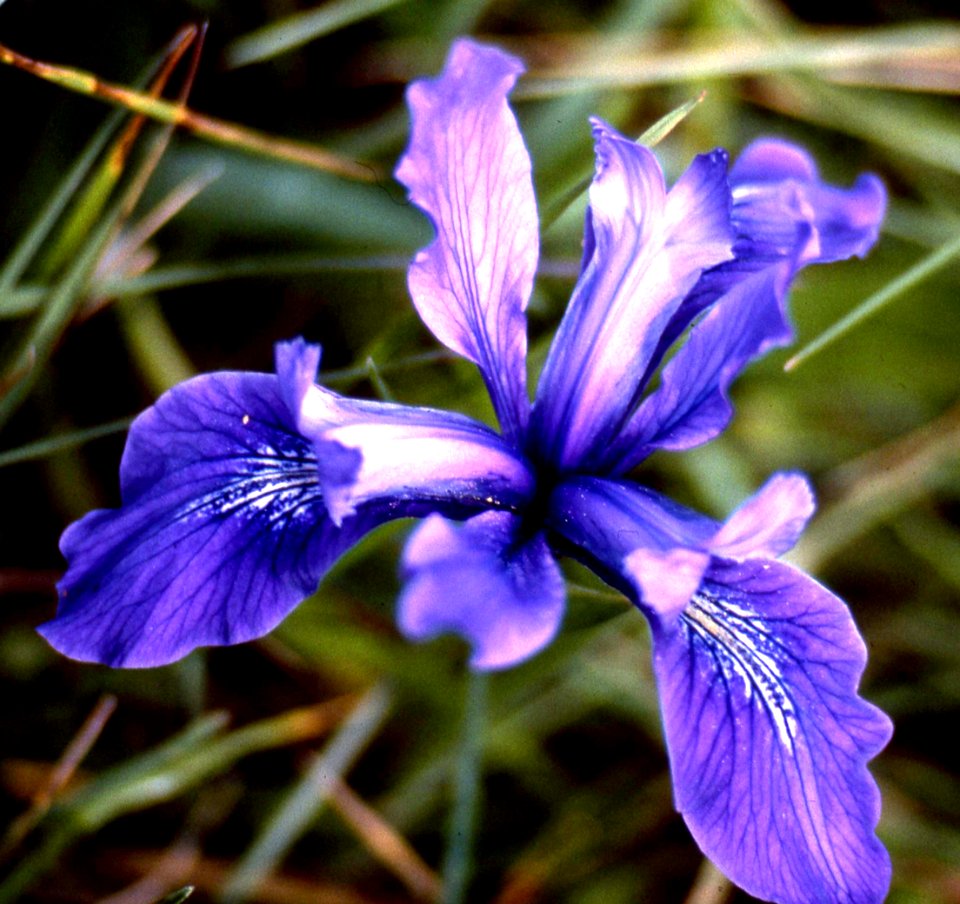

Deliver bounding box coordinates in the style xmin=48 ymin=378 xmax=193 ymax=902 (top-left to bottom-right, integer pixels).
xmin=1 ymin=0 xmax=958 ymax=901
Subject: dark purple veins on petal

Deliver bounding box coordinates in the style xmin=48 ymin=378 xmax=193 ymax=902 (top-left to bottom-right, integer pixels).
xmin=394 ymin=38 xmax=538 ymax=444
xmin=653 ymin=558 xmax=892 ymax=904
xmin=530 ymin=125 xmax=734 ymax=472
xmin=40 ymin=370 xmax=388 ymax=667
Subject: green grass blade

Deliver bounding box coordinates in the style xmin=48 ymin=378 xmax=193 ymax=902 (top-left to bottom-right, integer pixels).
xmin=2 ymin=253 xmax=413 ymax=319
xmin=0 ymin=29 xmax=197 ymax=308
xmin=786 ymin=230 xmax=960 ymax=371
xmin=0 ymin=417 xmax=132 ymax=468
xmin=523 ymin=0 xmax=691 ymax=174
xmin=0 ymin=713 xmax=228 ymax=904
xmin=0 ymin=193 xmax=129 ymax=432
xmin=792 ymin=400 xmax=960 ymax=571
xmin=0 ymin=108 xmax=126 ymax=310
xmin=766 ymin=79 xmax=960 ymax=177
xmin=226 ymin=0 xmax=412 ymax=68
xmin=893 ymin=512 xmax=960 ymax=593
xmin=154 ymin=889 xmax=195 ymax=904
xmin=220 ymin=683 xmax=393 ymax=903
xmin=515 ymin=23 xmax=960 ymax=97
xmin=117 ymin=297 xmax=196 ymax=393
xmin=637 ymin=91 xmax=706 ymax=145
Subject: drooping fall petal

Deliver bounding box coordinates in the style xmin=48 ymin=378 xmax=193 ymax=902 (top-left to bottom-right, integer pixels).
xmin=653 ymin=558 xmax=892 ymax=904
xmin=40 ymin=368 xmax=390 ymax=666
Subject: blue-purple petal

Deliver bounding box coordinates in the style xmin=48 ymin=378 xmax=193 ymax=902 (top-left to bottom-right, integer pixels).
xmin=395 ymin=38 xmax=537 ymax=443
xmin=547 ymin=477 xmax=718 ymax=614
xmin=39 ymin=369 xmax=394 ymax=667
xmin=548 ymin=473 xmax=817 ymax=618
xmin=730 ymin=138 xmax=887 ymax=266
xmin=311 ymin=414 xmax=534 ymax=526
xmin=530 ymin=122 xmax=734 ymax=472
xmin=275 ymin=340 xmax=534 ymax=526
xmin=654 ymin=558 xmax=892 ymax=904
xmin=710 ymin=472 xmax=815 ymax=559
xmin=607 ymin=260 xmax=793 ymax=467
xmin=605 ymin=141 xmax=884 ymax=469
xmin=397 ymin=512 xmax=565 ymax=670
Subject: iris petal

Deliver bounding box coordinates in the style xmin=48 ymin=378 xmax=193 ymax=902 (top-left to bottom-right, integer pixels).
xmin=730 ymin=138 xmax=887 ymax=267
xmin=547 ymin=476 xmax=717 ymax=613
xmin=313 ymin=417 xmax=534 ymax=526
xmin=276 ymin=341 xmax=534 ymax=526
xmin=397 ymin=512 xmax=565 ymax=670
xmin=710 ymin=472 xmax=815 ymax=559
xmin=395 ymin=38 xmax=538 ymax=443
xmin=607 ymin=140 xmax=885 ymax=470
xmin=549 ymin=474 xmax=815 ymax=617
xmin=39 ymin=369 xmax=392 ymax=667
xmin=530 ymin=121 xmax=734 ymax=472
xmin=608 ymin=260 xmax=793 ymax=467
xmin=654 ymin=558 xmax=892 ymax=904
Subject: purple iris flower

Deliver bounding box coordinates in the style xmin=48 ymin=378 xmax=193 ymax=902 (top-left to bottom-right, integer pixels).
xmin=39 ymin=38 xmax=892 ymax=904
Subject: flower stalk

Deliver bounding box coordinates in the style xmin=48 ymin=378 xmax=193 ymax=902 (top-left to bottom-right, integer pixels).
xmin=442 ymin=669 xmax=488 ymax=904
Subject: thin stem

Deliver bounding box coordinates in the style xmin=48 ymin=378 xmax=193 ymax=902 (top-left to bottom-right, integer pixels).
xmin=442 ymin=669 xmax=488 ymax=904
xmin=785 ymin=229 xmax=960 ymax=370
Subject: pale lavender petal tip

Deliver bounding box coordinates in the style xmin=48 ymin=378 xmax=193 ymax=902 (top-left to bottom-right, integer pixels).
xmin=547 ymin=477 xmax=718 ymax=610
xmin=274 ymin=337 xmax=322 ymax=433
xmin=398 ymin=512 xmax=565 ymax=670
xmin=710 ymin=471 xmax=815 ymax=559
xmin=624 ymin=546 xmax=710 ymax=620
xmin=654 ymin=558 xmax=892 ymax=904
xmin=729 ymin=138 xmax=820 ymax=185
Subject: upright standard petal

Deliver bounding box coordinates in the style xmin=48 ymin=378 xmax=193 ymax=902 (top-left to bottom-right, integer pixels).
xmin=39 ymin=368 xmax=389 ymax=667
xmin=276 ymin=340 xmax=534 ymax=526
xmin=530 ymin=121 xmax=734 ymax=472
xmin=397 ymin=511 xmax=565 ymax=670
xmin=604 ymin=142 xmax=885 ymax=472
xmin=395 ymin=38 xmax=538 ymax=443
xmin=606 ymin=258 xmax=793 ymax=469
xmin=653 ymin=558 xmax=892 ymax=904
